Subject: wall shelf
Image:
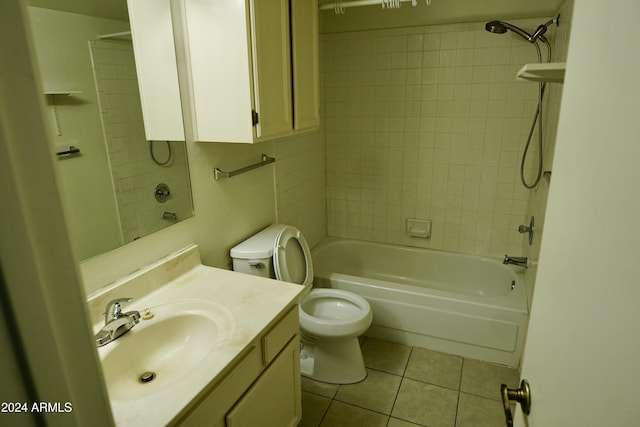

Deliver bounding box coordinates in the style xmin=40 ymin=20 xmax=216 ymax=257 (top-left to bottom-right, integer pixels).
xmin=516 ymin=62 xmax=566 ymax=83
xmin=44 ymin=90 xmax=82 ymax=96
xmin=44 ymin=91 xmax=82 ymax=136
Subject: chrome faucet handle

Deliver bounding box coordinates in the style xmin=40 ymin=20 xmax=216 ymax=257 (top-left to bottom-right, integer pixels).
xmin=123 ymin=310 xmax=141 ymax=324
xmin=518 ymin=216 xmax=535 ymax=246
xmin=104 ymin=298 xmax=133 ymax=324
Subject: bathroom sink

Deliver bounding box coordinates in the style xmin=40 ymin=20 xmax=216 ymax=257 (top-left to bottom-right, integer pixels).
xmin=98 ymin=300 xmax=235 ymax=401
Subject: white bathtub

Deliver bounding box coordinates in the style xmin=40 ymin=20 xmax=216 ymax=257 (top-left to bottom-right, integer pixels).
xmin=311 ymin=238 xmax=528 ymax=367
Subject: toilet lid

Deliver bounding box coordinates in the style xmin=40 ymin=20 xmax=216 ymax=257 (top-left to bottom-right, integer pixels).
xmin=273 ymin=226 xmax=313 ymax=289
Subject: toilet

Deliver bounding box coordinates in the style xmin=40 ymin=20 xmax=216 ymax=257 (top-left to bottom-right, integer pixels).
xmin=230 ymin=224 xmax=372 ymax=384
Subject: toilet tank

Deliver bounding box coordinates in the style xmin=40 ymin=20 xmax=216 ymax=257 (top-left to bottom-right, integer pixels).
xmin=230 ymin=224 xmax=287 ymax=279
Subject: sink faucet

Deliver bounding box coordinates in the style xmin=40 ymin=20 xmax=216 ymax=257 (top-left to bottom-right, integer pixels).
xmin=95 ymin=298 xmax=141 ymax=347
xmin=503 ymin=255 xmax=528 ymax=268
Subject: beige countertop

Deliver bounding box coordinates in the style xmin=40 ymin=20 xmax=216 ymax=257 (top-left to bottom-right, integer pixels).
xmin=87 ymin=244 xmax=303 ymax=426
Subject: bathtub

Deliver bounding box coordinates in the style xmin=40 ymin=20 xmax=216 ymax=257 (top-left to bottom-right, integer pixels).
xmin=311 ymin=238 xmax=528 ymax=367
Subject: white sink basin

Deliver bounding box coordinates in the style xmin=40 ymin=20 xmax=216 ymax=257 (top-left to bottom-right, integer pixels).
xmin=98 ymin=299 xmax=234 ymax=401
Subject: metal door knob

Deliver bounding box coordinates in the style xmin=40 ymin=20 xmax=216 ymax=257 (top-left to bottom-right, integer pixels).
xmin=501 ymin=379 xmax=531 ymax=427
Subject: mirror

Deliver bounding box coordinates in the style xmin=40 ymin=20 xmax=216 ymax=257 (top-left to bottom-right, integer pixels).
xmin=26 ymin=0 xmax=193 ymax=261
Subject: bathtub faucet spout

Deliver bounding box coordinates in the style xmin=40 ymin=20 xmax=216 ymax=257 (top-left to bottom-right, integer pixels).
xmin=503 ymin=255 xmax=528 ymax=268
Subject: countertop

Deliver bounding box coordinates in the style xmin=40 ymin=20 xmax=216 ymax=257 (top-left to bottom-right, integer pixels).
xmin=86 ymin=244 xmax=303 ymax=426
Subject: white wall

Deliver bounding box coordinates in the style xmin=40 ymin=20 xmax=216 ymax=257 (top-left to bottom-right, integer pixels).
xmin=1 ymin=1 xmax=113 ymax=422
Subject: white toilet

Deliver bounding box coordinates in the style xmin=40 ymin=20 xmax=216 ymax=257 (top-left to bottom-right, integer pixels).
xmin=230 ymin=224 xmax=372 ymax=384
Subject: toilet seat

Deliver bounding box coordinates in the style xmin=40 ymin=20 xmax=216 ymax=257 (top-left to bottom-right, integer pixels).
xmin=273 ymin=226 xmax=313 ymax=291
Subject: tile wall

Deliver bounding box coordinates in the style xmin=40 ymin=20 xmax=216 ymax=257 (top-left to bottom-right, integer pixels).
xmin=523 ymin=0 xmax=573 ymax=304
xmin=90 ymin=40 xmax=192 ymax=243
xmin=274 ymin=129 xmax=327 ymax=248
xmin=322 ymin=18 xmax=560 ymax=258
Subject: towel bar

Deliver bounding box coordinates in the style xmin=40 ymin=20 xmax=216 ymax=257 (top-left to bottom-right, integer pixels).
xmin=214 ymin=154 xmax=275 ymax=181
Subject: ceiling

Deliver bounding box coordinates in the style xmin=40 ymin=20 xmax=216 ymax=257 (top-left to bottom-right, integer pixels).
xmin=27 ymin=0 xmax=129 ymax=21
xmin=319 ymin=0 xmax=565 ymax=33
xmin=25 ymin=0 xmax=565 ymax=32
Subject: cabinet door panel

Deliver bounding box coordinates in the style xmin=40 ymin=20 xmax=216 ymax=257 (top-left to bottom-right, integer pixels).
xmin=128 ymin=0 xmax=185 ymax=141
xmin=291 ymin=0 xmax=320 ymax=131
xmin=177 ymin=0 xmax=254 ymax=143
xmin=251 ymin=0 xmax=293 ymax=140
xmin=226 ymin=336 xmax=301 ymax=427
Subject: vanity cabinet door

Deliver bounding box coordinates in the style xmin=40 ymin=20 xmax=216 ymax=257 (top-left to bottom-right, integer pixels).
xmin=226 ymin=336 xmax=301 ymax=427
xmin=291 ymin=0 xmax=320 ymax=131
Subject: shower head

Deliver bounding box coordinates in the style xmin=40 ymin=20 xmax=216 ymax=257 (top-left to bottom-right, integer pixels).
xmin=485 ymin=15 xmax=560 ymax=44
xmin=484 ymin=20 xmax=534 ymax=42
xmin=485 ymin=21 xmax=508 ymax=34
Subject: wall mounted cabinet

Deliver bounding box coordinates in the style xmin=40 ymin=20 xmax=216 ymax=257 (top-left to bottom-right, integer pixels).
xmin=170 ymin=0 xmax=319 ymax=143
xmin=291 ymin=0 xmax=320 ymax=132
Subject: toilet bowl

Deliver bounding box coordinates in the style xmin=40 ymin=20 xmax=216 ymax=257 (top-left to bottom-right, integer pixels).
xmin=299 ymin=289 xmax=372 ymax=338
xmin=230 ymin=224 xmax=372 ymax=384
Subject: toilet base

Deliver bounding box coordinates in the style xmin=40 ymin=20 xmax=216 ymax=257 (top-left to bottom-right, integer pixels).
xmin=299 ymin=336 xmax=367 ymax=384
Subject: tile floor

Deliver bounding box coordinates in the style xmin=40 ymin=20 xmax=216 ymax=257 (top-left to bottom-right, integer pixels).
xmin=301 ymin=337 xmax=520 ymax=427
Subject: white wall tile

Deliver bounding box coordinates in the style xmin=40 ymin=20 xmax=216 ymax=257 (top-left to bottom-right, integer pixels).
xmin=322 ymin=15 xmax=568 ymax=258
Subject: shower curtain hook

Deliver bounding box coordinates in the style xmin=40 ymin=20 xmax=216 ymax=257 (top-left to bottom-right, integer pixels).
xmin=426 ymin=0 xmax=432 ymax=5
xmin=334 ymin=2 xmax=345 ymax=14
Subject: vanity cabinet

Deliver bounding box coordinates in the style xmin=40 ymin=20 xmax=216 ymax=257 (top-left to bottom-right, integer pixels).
xmin=175 ymin=307 xmax=301 ymax=427
xmin=171 ymin=0 xmax=319 ymax=143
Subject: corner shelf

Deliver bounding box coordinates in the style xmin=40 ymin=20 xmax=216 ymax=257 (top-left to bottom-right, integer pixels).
xmin=44 ymin=90 xmax=82 ymax=96
xmin=516 ymin=62 xmax=566 ymax=83
xmin=43 ymin=91 xmax=82 ymax=136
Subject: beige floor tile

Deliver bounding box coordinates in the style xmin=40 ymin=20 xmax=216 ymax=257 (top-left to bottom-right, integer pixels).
xmin=301 ymin=391 xmax=332 ymax=427
xmin=319 ymin=401 xmax=389 ymax=427
xmin=460 ymin=358 xmax=520 ymax=401
xmin=334 ymin=369 xmax=402 ymax=414
xmin=404 ymin=346 xmax=463 ymax=390
xmin=387 ymin=417 xmax=424 ymax=427
xmin=362 ymin=337 xmax=412 ymax=375
xmin=302 ymin=376 xmax=340 ymax=399
xmin=456 ymin=392 xmax=507 ymax=427
xmin=391 ymin=378 xmax=459 ymax=427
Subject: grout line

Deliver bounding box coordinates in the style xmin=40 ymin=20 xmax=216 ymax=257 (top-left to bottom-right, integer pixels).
xmin=305 ymin=339 xmax=517 ymax=426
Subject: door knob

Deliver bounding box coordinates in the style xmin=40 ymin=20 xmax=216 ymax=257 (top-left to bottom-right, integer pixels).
xmin=501 ymin=379 xmax=531 ymax=427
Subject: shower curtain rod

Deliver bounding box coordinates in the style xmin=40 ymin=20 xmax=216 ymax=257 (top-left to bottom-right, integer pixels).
xmin=320 ymin=0 xmax=431 ymax=14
